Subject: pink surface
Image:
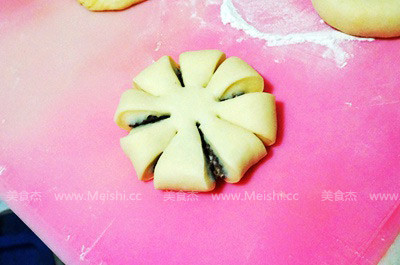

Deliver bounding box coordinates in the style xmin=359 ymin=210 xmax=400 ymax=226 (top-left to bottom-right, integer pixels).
xmin=1 ymin=0 xmax=400 ymax=264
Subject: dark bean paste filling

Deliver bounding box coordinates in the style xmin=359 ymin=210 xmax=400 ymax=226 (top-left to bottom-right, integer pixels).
xmin=174 ymin=68 xmax=185 ymax=87
xmin=219 ymin=91 xmax=245 ymax=101
xmin=196 ymin=123 xmax=226 ymax=180
xmin=150 ymin=154 xmax=161 ymax=173
xmin=129 ymin=115 xmax=170 ymax=128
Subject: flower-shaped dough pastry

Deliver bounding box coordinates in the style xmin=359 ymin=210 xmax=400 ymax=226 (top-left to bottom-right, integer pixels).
xmin=114 ymin=50 xmax=277 ymax=192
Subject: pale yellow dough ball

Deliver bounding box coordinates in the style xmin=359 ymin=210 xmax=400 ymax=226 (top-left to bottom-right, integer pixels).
xmin=78 ymin=0 xmax=145 ymax=11
xmin=312 ymin=0 xmax=400 ymax=38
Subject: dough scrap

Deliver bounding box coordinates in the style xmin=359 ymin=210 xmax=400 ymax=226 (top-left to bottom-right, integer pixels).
xmin=114 ymin=50 xmax=277 ymax=192
xmin=78 ymin=0 xmax=145 ymax=11
xmin=312 ymin=0 xmax=400 ymax=38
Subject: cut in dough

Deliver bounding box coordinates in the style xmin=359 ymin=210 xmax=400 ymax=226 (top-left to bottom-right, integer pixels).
xmin=78 ymin=0 xmax=145 ymax=11
xmin=312 ymin=0 xmax=400 ymax=38
xmin=114 ymin=50 xmax=277 ymax=192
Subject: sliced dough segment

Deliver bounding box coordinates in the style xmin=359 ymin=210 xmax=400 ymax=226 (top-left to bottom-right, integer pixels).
xmin=154 ymin=124 xmax=215 ymax=191
xmin=179 ymin=50 xmax=226 ymax=88
xmin=133 ymin=56 xmax=182 ymax=96
xmin=216 ymin=92 xmax=277 ymax=145
xmin=78 ymin=0 xmax=144 ymax=11
xmin=199 ymin=119 xmax=266 ymax=183
xmin=114 ymin=88 xmax=168 ymax=130
xmin=206 ymin=57 xmax=263 ymax=100
xmin=121 ymin=119 xmax=177 ymax=181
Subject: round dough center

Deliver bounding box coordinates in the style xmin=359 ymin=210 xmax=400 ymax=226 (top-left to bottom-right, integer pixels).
xmin=162 ymin=86 xmax=217 ymax=128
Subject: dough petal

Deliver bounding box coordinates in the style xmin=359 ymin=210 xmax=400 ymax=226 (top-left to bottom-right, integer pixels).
xmin=179 ymin=50 xmax=226 ymax=88
xmin=154 ymin=124 xmax=215 ymax=191
xmin=216 ymin=92 xmax=277 ymax=145
xmin=114 ymin=88 xmax=169 ymax=130
xmin=200 ymin=118 xmax=266 ymax=183
xmin=121 ymin=119 xmax=177 ymax=181
xmin=133 ymin=56 xmax=182 ymax=96
xmin=206 ymin=57 xmax=263 ymax=100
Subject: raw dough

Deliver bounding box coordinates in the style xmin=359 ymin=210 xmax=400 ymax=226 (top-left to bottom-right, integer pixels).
xmin=312 ymin=0 xmax=400 ymax=38
xmin=114 ymin=50 xmax=277 ymax=192
xmin=78 ymin=0 xmax=145 ymax=11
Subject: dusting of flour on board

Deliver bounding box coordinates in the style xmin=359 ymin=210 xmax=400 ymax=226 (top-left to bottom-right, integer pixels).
xmin=0 ymin=166 xmax=6 ymax=176
xmin=220 ymin=0 xmax=374 ymax=68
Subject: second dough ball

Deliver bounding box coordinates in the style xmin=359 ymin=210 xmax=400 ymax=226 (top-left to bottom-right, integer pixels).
xmin=312 ymin=0 xmax=400 ymax=38
xmin=79 ymin=0 xmax=145 ymax=11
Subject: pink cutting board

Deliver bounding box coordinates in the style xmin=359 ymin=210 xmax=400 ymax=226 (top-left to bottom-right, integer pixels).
xmin=1 ymin=0 xmax=400 ymax=264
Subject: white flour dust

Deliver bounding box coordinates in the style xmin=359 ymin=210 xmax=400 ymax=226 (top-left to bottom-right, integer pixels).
xmin=0 ymin=166 xmax=6 ymax=176
xmin=79 ymin=218 xmax=115 ymax=261
xmin=220 ymin=0 xmax=374 ymax=68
